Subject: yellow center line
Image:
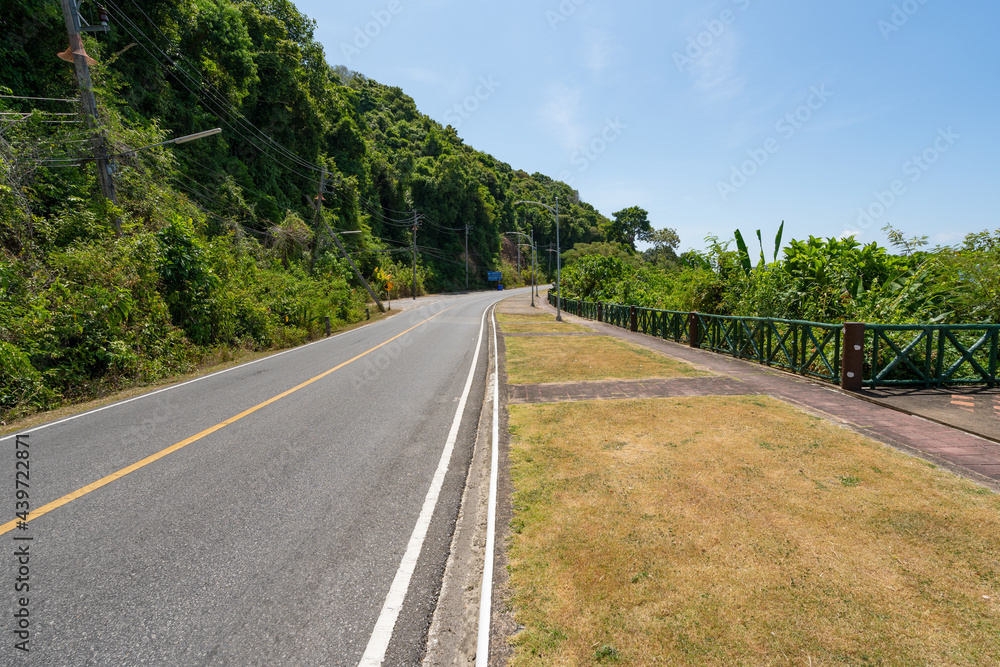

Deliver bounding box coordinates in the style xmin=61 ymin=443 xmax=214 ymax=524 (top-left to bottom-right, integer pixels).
xmin=1 ymin=307 xmax=452 ymax=536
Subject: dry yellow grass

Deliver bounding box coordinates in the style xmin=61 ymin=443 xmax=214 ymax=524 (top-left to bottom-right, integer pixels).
xmin=506 ymin=336 xmax=706 ymax=384
xmin=497 ymin=311 xmax=558 ymax=323
xmin=501 ymin=322 xmax=593 ymax=334
xmin=508 ymin=396 xmax=1000 ymax=665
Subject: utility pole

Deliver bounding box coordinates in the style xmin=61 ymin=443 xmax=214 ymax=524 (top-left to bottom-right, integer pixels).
xmin=555 ymin=195 xmax=561 ymax=321
xmin=59 ymin=0 xmax=119 ymax=233
xmin=311 ymin=169 xmax=326 ymax=270
xmin=315 ymin=170 xmax=384 ymax=313
xmin=531 ymin=225 xmax=537 ymax=303
xmin=411 ymin=212 xmax=419 ymax=300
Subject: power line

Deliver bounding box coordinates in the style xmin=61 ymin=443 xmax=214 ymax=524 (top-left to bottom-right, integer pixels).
xmin=0 ymin=95 xmax=77 ymax=103
xmin=0 ymin=112 xmax=78 ymax=117
xmin=101 ymin=1 xmax=320 ymax=183
xmin=109 ymin=0 xmax=326 ymax=176
xmin=178 ymin=155 xmax=284 ymax=212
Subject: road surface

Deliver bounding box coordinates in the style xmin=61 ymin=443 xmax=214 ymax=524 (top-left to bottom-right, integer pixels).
xmin=1 ymin=289 xmax=518 ymax=665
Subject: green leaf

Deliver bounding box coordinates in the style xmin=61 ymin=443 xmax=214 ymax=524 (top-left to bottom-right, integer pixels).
xmin=734 ymin=229 xmax=752 ymax=275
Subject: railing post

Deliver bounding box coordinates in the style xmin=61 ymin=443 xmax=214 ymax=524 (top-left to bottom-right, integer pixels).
xmin=324 ymin=316 xmax=331 ymax=337
xmin=629 ymin=305 xmax=638 ymax=332
xmin=597 ymin=302 xmax=603 ymax=322
xmin=841 ymin=322 xmax=865 ymax=391
xmin=688 ymin=312 xmax=699 ymax=348
xmin=578 ymin=300 xmax=583 ymax=317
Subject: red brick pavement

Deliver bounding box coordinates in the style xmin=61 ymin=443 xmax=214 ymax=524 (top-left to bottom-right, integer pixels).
xmin=508 ymin=376 xmax=753 ymax=403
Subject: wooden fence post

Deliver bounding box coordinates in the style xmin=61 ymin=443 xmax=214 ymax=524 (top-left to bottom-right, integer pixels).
xmin=688 ymin=312 xmax=699 ymax=348
xmin=841 ymin=322 xmax=865 ymax=391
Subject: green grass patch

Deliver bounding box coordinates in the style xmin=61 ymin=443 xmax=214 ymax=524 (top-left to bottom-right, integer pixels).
xmin=506 ymin=335 xmax=706 ymax=384
xmin=501 ymin=322 xmax=593 ymax=334
xmin=497 ymin=311 xmax=557 ymax=323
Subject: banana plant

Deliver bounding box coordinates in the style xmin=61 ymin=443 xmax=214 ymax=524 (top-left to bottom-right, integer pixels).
xmin=734 ymin=221 xmax=784 ymax=275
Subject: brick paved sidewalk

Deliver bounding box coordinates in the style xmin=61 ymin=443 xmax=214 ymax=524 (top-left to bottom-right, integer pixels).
xmin=505 ymin=294 xmax=1000 ymax=489
xmin=509 ymin=376 xmax=752 ymax=403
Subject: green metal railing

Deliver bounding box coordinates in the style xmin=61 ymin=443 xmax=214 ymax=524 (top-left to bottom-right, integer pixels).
xmin=696 ymin=314 xmax=841 ymax=382
xmin=866 ymin=324 xmax=1000 ymax=387
xmin=636 ymin=307 xmax=690 ymax=344
xmin=547 ymin=292 xmax=1000 ymax=387
xmin=605 ymin=303 xmax=630 ymax=329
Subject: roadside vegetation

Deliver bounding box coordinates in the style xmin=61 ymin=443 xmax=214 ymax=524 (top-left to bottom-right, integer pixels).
xmin=507 ymin=396 xmax=1000 ymax=665
xmin=559 ymin=222 xmax=1000 ymax=325
xmin=1 ymin=0 xmax=638 ymax=420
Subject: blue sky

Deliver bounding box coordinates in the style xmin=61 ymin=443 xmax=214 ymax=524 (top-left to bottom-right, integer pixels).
xmin=295 ymin=0 xmax=999 ymax=254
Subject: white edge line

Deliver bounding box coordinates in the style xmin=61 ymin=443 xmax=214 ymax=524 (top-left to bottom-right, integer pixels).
xmin=476 ymin=305 xmax=500 ymax=666
xmin=0 ymin=322 xmax=369 ymax=443
xmin=358 ymin=304 xmax=491 ymax=666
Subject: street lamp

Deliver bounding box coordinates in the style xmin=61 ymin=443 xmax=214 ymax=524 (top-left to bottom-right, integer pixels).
xmin=514 ymin=198 xmax=561 ymax=321
xmin=504 ymin=230 xmax=536 ymax=307
xmin=115 ymin=127 xmax=222 ymax=157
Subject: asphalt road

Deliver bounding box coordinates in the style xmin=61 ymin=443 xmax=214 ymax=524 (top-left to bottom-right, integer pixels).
xmin=0 ymin=288 xmax=518 ymax=665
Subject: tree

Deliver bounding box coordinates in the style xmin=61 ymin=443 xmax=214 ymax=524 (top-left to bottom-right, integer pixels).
xmin=609 ymin=206 xmax=653 ymax=251
xmin=641 ymin=227 xmax=681 ymax=267
xmin=562 ymin=241 xmax=636 ymax=267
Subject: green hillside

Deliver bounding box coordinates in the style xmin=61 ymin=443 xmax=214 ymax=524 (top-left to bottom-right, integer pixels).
xmin=0 ymin=0 xmax=611 ymax=418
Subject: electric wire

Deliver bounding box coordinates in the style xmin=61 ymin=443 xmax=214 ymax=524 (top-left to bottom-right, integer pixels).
xmin=110 ymin=0 xmax=311 ymax=170
xmin=8 ymin=15 xmax=486 ymax=279
xmin=111 ymin=0 xmax=325 ymax=175
xmin=0 ymin=95 xmax=77 ymax=103
xmin=123 ymin=0 xmax=325 ymax=175
xmin=102 ymin=0 xmax=320 ymax=183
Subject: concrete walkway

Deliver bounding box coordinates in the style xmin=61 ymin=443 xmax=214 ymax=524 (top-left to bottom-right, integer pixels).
xmin=505 ymin=293 xmax=1000 ymax=490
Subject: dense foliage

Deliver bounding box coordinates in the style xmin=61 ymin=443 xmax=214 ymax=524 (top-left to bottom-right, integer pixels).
xmin=560 ymin=226 xmax=1000 ymax=326
xmin=0 ymin=0 xmax=617 ymax=419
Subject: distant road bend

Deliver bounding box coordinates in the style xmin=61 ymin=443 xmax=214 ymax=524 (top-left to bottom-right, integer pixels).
xmin=1 ymin=288 xmax=519 ymax=665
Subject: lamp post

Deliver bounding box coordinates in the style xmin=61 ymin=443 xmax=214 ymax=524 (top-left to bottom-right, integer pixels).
xmin=504 ymin=230 xmax=536 ymax=307
xmin=514 ymin=198 xmax=560 ymax=320
xmin=115 ymin=127 xmax=222 ymax=157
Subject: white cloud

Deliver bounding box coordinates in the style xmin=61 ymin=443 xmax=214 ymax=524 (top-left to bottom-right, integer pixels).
xmin=689 ymin=31 xmax=746 ymax=106
xmin=932 ymin=231 xmax=963 ymax=246
xmin=583 ymin=29 xmax=615 ymax=75
xmin=539 ymin=84 xmax=586 ymax=151
xmin=399 ymin=67 xmax=449 ymax=87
